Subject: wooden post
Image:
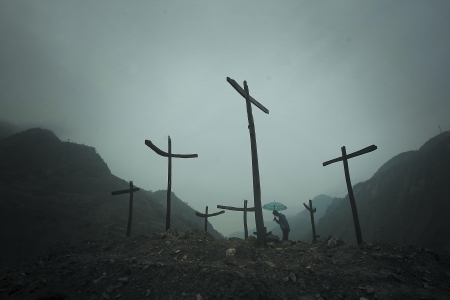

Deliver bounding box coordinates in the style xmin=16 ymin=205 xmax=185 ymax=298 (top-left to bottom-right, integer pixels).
xmin=303 ymin=199 xmax=320 ymax=243
xmin=145 ymin=137 xmax=198 ymax=231
xmin=217 ymin=200 xmax=255 ymax=239
xmin=227 ymin=77 xmax=269 ymax=247
xmin=243 ymin=200 xmax=248 ymax=239
xmin=195 ymin=207 xmax=225 ymax=232
xmin=166 ymin=136 xmax=172 ymax=231
xmin=244 ymin=80 xmax=265 ymax=246
xmin=204 ymin=206 xmax=208 ymax=232
xmin=323 ymin=144 xmax=377 ymax=245
xmin=111 ymin=181 xmax=140 ymax=237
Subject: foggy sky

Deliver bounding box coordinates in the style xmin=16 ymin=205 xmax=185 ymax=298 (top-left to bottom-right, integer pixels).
xmin=1 ymin=1 xmax=449 ymax=236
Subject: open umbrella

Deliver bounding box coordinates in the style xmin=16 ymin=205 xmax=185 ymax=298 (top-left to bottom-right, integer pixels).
xmin=262 ymin=201 xmax=287 ymax=211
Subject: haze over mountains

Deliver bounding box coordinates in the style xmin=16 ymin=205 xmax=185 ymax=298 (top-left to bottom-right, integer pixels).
xmin=1 ymin=121 xmax=450 ymax=270
xmin=0 ymin=126 xmax=222 ymax=270
xmin=311 ymin=131 xmax=450 ymax=254
xmin=230 ymin=132 xmax=450 ymax=257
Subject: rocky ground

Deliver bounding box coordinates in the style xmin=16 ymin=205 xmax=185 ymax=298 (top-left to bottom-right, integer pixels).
xmin=1 ymin=229 xmax=449 ymax=300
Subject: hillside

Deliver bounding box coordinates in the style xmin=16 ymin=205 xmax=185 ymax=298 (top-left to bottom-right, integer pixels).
xmin=1 ymin=230 xmax=449 ymax=299
xmin=0 ymin=128 xmax=220 ymax=270
xmin=312 ymin=131 xmax=450 ymax=254
xmin=148 ymin=190 xmax=224 ymax=239
xmin=228 ymin=221 xmax=274 ymax=239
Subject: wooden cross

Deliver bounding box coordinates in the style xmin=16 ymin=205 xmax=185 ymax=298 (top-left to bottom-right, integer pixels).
xmin=145 ymin=136 xmax=198 ymax=231
xmin=323 ymin=144 xmax=377 ymax=245
xmin=303 ymin=199 xmax=320 ymax=243
xmin=111 ymin=181 xmax=140 ymax=237
xmin=217 ymin=199 xmax=256 ymax=239
xmin=227 ymin=77 xmax=269 ymax=247
xmin=195 ymin=206 xmax=225 ymax=232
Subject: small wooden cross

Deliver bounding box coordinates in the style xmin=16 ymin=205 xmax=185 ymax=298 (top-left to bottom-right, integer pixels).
xmin=195 ymin=206 xmax=225 ymax=232
xmin=323 ymin=144 xmax=377 ymax=245
xmin=227 ymin=77 xmax=269 ymax=247
xmin=218 ymin=199 xmax=256 ymax=239
xmin=111 ymin=181 xmax=140 ymax=237
xmin=145 ymin=136 xmax=198 ymax=231
xmin=303 ymin=199 xmax=320 ymax=243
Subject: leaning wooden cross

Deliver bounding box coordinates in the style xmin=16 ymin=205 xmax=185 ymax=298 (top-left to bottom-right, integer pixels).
xmin=227 ymin=77 xmax=269 ymax=247
xmin=145 ymin=136 xmax=198 ymax=230
xmin=303 ymin=199 xmax=320 ymax=243
xmin=322 ymin=145 xmax=377 ymax=245
xmin=217 ymin=199 xmax=255 ymax=239
xmin=111 ymin=181 xmax=140 ymax=237
xmin=195 ymin=206 xmax=225 ymax=232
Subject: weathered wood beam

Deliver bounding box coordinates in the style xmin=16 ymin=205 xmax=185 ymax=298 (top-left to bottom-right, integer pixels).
xmin=194 ymin=206 xmax=225 ymax=232
xmin=111 ymin=187 xmax=140 ymax=196
xmin=323 ymin=145 xmax=377 ymax=166
xmin=226 ymin=77 xmax=269 ymax=114
xmin=303 ymin=199 xmax=319 ymax=243
xmin=322 ymin=144 xmax=377 ymax=245
xmin=145 ymin=140 xmax=198 ymax=158
xmin=216 ymin=205 xmax=256 ymax=212
xmin=111 ymin=181 xmax=139 ymax=237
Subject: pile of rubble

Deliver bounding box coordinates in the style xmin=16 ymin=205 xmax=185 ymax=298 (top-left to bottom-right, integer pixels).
xmin=1 ymin=229 xmax=449 ymax=299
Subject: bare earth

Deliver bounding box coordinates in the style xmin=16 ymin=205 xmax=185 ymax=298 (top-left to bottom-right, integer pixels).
xmin=1 ymin=229 xmax=449 ymax=300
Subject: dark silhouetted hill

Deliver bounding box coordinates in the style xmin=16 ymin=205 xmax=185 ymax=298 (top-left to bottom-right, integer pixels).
xmin=312 ymin=131 xmax=450 ymax=254
xmin=0 ymin=128 xmax=219 ymax=270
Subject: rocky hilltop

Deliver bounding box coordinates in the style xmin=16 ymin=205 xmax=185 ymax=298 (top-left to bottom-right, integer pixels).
xmin=314 ymin=131 xmax=450 ymax=255
xmin=1 ymin=230 xmax=449 ymax=299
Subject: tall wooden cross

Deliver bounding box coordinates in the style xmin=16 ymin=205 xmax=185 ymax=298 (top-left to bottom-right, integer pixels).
xmin=195 ymin=206 xmax=225 ymax=232
xmin=145 ymin=136 xmax=198 ymax=230
xmin=218 ymin=199 xmax=256 ymax=239
xmin=227 ymin=77 xmax=269 ymax=247
xmin=111 ymin=181 xmax=140 ymax=237
xmin=323 ymin=144 xmax=377 ymax=245
xmin=303 ymin=199 xmax=320 ymax=243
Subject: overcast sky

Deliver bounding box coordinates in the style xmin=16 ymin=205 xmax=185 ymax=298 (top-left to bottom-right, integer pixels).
xmin=1 ymin=0 xmax=449 ymax=236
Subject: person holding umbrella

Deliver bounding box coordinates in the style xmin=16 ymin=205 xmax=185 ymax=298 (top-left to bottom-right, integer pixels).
xmin=263 ymin=201 xmax=290 ymax=241
xmin=273 ymin=210 xmax=290 ymax=241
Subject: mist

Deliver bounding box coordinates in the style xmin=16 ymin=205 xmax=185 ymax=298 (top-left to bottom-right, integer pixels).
xmin=1 ymin=0 xmax=449 ymax=236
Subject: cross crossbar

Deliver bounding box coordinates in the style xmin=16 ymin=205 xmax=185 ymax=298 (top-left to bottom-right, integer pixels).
xmin=145 ymin=140 xmax=198 ymax=158
xmin=217 ymin=205 xmax=256 ymax=212
xmin=323 ymin=145 xmax=377 ymax=166
xmin=111 ymin=187 xmax=140 ymax=196
xmin=110 ymin=181 xmax=139 ymax=237
xmin=303 ymin=202 xmax=316 ymax=213
xmin=227 ymin=77 xmax=269 ymax=114
xmin=195 ymin=210 xmax=225 ymax=218
xmin=195 ymin=206 xmax=225 ymax=232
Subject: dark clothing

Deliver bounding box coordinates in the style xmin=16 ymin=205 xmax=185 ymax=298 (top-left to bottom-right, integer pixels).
xmin=274 ymin=213 xmax=290 ymax=241
xmin=277 ymin=213 xmax=290 ymax=230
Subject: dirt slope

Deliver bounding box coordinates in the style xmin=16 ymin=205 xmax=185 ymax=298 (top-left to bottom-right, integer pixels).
xmin=1 ymin=230 xmax=449 ymax=300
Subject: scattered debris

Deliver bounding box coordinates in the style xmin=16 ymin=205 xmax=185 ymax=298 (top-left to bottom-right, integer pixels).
xmin=0 ymin=231 xmax=448 ymax=299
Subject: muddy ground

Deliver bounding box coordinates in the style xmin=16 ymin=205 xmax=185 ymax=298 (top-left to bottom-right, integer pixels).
xmin=1 ymin=229 xmax=449 ymax=300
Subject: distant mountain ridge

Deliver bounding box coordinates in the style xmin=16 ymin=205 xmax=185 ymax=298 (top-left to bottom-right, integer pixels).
xmin=269 ymin=194 xmax=334 ymax=241
xmin=0 ymin=120 xmax=21 ymax=140
xmin=312 ymin=131 xmax=450 ymax=254
xmin=0 ymin=127 xmax=222 ymax=270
